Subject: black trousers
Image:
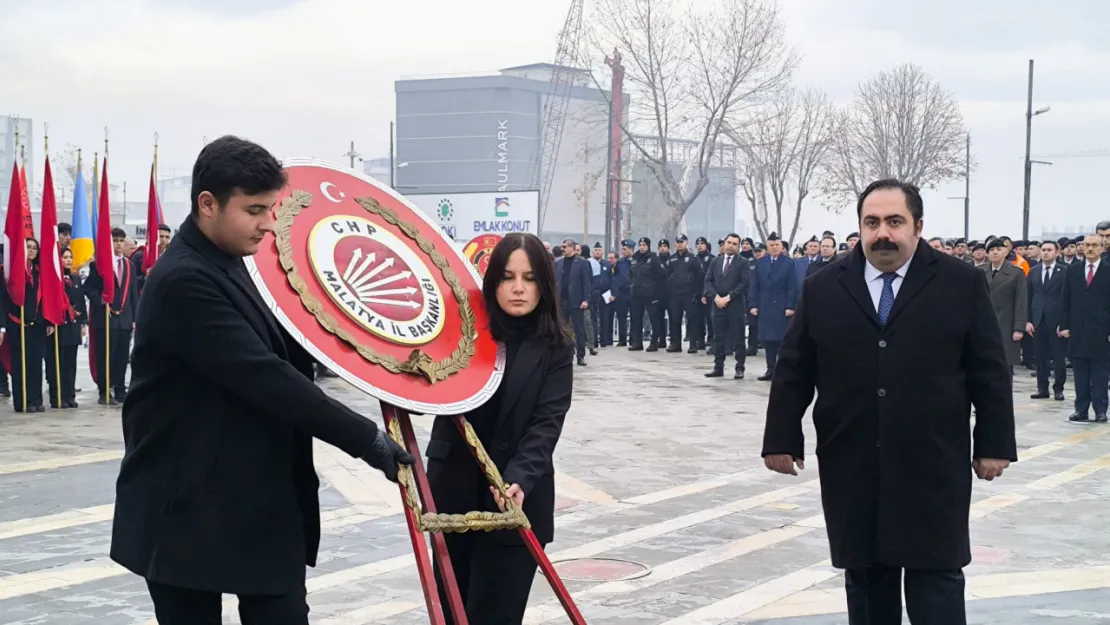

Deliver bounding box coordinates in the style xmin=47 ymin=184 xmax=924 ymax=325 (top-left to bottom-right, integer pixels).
xmin=747 ymin=312 xmax=760 ymax=352
xmin=559 ymin=301 xmax=586 ymax=359
xmin=43 ymin=336 xmax=77 ymax=407
xmin=7 ymin=320 xmax=45 ymax=411
xmin=667 ymin=292 xmax=695 ymax=346
xmin=91 ymin=326 xmax=131 ymax=397
xmin=655 ymin=294 xmax=669 ymax=345
xmin=146 ymin=579 xmax=309 ymax=625
xmin=630 ymin=295 xmax=663 ymax=346
xmin=595 ymin=296 xmax=612 ymax=346
xmin=764 ymin=340 xmax=781 ymax=373
xmin=711 ymin=303 xmax=746 ymax=372
xmin=609 ymin=296 xmax=629 ymax=344
xmin=1020 ymin=333 xmax=1035 ymax=367
xmin=1034 ymin=321 xmax=1067 ymax=394
xmin=694 ymin=298 xmax=713 ymax=346
xmin=1072 ymin=356 xmax=1110 ymax=416
xmin=434 ymin=533 xmax=539 ymax=625
xmin=845 ymin=564 xmax=965 ymax=625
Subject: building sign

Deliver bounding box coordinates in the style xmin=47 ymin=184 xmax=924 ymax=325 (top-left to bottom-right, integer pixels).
xmin=497 ymin=119 xmax=509 ymax=191
xmin=407 ymin=191 xmax=539 ymax=244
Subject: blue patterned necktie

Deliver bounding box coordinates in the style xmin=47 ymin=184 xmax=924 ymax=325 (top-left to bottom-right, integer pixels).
xmin=878 ymin=273 xmax=897 ymax=325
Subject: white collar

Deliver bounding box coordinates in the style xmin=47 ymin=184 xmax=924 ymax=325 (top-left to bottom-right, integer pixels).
xmin=863 ymin=255 xmax=912 ymax=282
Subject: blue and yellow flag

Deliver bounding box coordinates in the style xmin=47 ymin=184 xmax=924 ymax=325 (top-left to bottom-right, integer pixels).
xmin=70 ymin=167 xmax=94 ymax=269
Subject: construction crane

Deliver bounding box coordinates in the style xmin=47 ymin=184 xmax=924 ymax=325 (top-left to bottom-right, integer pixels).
xmin=534 ymin=0 xmax=585 ymax=233
xmin=1031 ymin=149 xmax=1110 ymax=159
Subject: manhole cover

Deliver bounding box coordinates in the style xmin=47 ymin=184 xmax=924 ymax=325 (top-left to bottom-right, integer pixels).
xmin=553 ymin=558 xmax=651 ymax=582
xmin=971 ymin=546 xmax=1009 ymax=563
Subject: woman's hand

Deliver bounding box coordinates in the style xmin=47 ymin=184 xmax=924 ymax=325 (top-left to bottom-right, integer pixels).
xmin=46 ymin=326 xmax=55 ymax=336
xmin=491 ymin=484 xmax=525 ymax=511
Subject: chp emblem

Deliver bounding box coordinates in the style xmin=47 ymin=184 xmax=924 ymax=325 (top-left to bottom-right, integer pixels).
xmin=308 ymin=215 xmax=445 ymax=346
xmin=463 ymin=234 xmax=502 ymax=277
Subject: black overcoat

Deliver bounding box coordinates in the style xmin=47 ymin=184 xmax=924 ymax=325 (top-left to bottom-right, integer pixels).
xmin=110 ymin=217 xmax=382 ymax=595
xmin=761 ymin=240 xmax=1017 ymax=570
xmin=426 ymin=339 xmax=573 ymax=546
xmin=1060 ymin=259 xmax=1110 ymax=361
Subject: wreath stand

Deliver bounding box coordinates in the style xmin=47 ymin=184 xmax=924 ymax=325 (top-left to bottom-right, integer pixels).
xmin=380 ymin=402 xmax=588 ymax=625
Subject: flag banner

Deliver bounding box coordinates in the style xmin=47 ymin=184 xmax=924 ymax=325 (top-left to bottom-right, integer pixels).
xmin=94 ymin=156 xmax=115 ymax=304
xmin=70 ymin=167 xmax=94 ymax=269
xmin=39 ymin=157 xmax=66 ymax=326
xmin=141 ymin=164 xmax=161 ymax=274
xmin=18 ymin=165 xmax=33 ymax=239
xmin=4 ymin=164 xmax=27 ymax=307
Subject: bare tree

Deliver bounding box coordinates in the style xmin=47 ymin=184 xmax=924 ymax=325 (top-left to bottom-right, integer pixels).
xmin=588 ymin=0 xmax=796 ymax=239
xmin=821 ymin=63 xmax=968 ymax=211
xmin=729 ymin=87 xmax=835 ymax=247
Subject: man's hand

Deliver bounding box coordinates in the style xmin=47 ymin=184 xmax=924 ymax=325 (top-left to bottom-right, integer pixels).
xmin=764 ymin=454 xmax=804 ymax=476
xmin=1059 ymin=327 xmax=1071 ymax=338
xmin=362 ymin=430 xmax=415 ymax=482
xmin=701 ymin=296 xmax=707 ymax=304
xmin=491 ymin=484 xmax=525 ymax=511
xmin=785 ymin=309 xmax=795 ymax=317
xmin=750 ymin=307 xmax=759 ymax=316
xmin=714 ymin=294 xmax=729 ymax=308
xmin=1026 ymin=322 xmax=1035 ymax=336
xmin=1012 ymin=331 xmax=1023 ymax=341
xmin=580 ymin=301 xmax=588 ymax=310
xmin=972 ymin=458 xmax=1010 ymax=481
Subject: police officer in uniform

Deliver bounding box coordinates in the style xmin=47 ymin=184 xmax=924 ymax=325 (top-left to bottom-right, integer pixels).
xmin=655 ymin=239 xmax=671 ymax=349
xmin=611 ymin=241 xmax=633 ymax=346
xmin=693 ymin=236 xmax=715 ymax=352
xmin=629 ymin=237 xmax=666 ymax=352
xmin=744 ymin=242 xmax=763 ymax=356
xmin=590 ymin=242 xmax=612 ymax=348
xmin=664 ymin=235 xmax=703 ymax=353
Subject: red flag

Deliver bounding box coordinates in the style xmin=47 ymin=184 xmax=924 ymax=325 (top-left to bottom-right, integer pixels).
xmin=18 ymin=164 xmax=33 ymax=239
xmin=39 ymin=157 xmax=66 ymax=326
xmin=94 ymin=156 xmax=115 ymax=304
xmin=4 ymin=164 xmax=27 ymax=307
xmin=141 ymin=164 xmax=161 ymax=274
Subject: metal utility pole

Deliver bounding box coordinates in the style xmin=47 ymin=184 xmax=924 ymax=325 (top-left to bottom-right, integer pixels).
xmin=964 ymin=133 xmax=970 ymax=240
xmin=343 ymin=141 xmax=361 ymax=169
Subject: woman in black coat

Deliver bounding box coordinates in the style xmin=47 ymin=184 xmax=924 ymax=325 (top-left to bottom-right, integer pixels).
xmin=46 ymin=247 xmax=86 ymax=408
xmin=426 ymin=232 xmax=575 ymax=625
xmin=5 ymin=237 xmax=48 ymax=412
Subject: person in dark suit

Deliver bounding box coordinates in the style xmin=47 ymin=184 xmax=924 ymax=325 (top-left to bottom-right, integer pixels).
xmin=748 ymin=232 xmax=797 ymax=381
xmin=5 ymin=238 xmax=49 ymax=412
xmin=82 ymin=227 xmax=140 ymax=404
xmin=703 ymin=233 xmax=750 ymax=379
xmin=981 ymin=239 xmax=1028 ymax=374
xmin=554 ymin=238 xmax=592 ymax=366
xmin=805 ymin=236 xmax=838 ymax=277
xmin=1027 ymin=240 xmax=1068 ymax=401
xmin=1059 ymin=234 xmax=1110 ymax=423
xmin=109 ymin=136 xmax=413 ymax=625
xmin=45 ymin=247 xmax=86 ymax=409
xmin=427 ymin=232 xmax=574 ymax=625
xmin=762 ymin=179 xmax=1017 ymax=625
xmin=589 ymin=242 xmax=612 ymax=347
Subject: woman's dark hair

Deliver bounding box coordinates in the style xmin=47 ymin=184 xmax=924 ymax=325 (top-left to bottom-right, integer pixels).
xmin=25 ymin=237 xmax=40 ymax=266
xmin=481 ymin=232 xmax=573 ymax=346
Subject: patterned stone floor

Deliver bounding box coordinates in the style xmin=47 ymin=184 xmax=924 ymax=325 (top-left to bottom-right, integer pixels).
xmin=0 ymin=345 xmax=1107 ymax=624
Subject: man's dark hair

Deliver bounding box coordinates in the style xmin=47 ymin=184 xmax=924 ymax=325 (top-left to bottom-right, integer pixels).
xmin=821 ymin=236 xmax=836 ymax=247
xmin=111 ymin=227 xmax=127 ymax=239
xmin=190 ymin=136 xmax=287 ymax=217
xmin=856 ymin=179 xmax=924 ymax=222
xmin=1096 ymin=220 xmax=1110 ymax=231
xmin=724 ymin=233 xmax=741 ymax=243
xmin=157 ymin=223 xmax=172 ymax=233
xmin=1042 ymin=240 xmax=1059 ymax=251
xmin=928 ymin=236 xmax=944 ymax=245
xmin=58 ymin=222 xmax=72 ymax=235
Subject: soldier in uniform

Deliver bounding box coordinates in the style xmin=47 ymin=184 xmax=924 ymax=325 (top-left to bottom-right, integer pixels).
xmin=693 ymin=236 xmax=715 ymax=352
xmin=655 ymin=239 xmax=671 ymax=349
xmin=749 ymin=233 xmax=797 ymax=381
xmin=82 ymin=227 xmax=140 ymax=405
xmin=610 ymin=242 xmax=633 ymax=346
xmin=629 ymin=237 xmax=665 ymax=352
xmin=663 ymin=235 xmax=703 ymax=353
xmin=745 ymin=242 xmax=764 ymax=356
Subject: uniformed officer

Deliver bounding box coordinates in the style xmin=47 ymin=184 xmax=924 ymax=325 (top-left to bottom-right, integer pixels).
xmin=744 ymin=242 xmax=764 ymax=356
xmin=629 ymin=237 xmax=666 ymax=352
xmin=663 ymin=235 xmax=703 ymax=353
xmin=610 ymin=242 xmax=634 ymax=346
xmin=693 ymin=236 xmax=715 ymax=352
xmin=655 ymin=239 xmax=671 ymax=349
xmin=590 ymin=242 xmax=612 ymax=348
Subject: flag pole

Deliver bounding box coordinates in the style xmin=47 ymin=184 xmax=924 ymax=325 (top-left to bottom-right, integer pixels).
xmin=46 ymin=124 xmax=62 ymax=409
xmin=104 ymin=128 xmax=110 ymax=406
xmin=16 ymin=136 xmax=26 ymax=413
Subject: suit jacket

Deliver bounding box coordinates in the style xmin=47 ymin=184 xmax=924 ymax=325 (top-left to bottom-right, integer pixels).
xmin=794 ymin=256 xmax=820 ymax=286
xmin=703 ymin=253 xmax=751 ymax=308
xmin=554 ymin=256 xmax=592 ymax=307
xmin=426 ymin=339 xmax=574 ymax=545
xmin=110 ymin=217 xmax=382 ymax=595
xmin=748 ymin=254 xmax=798 ymax=342
xmin=82 ymin=255 xmax=139 ymax=330
xmin=805 ymin=255 xmax=837 ymax=277
xmin=58 ymin=272 xmax=87 ymax=347
xmin=762 ymin=240 xmax=1015 ymax=570
xmin=1060 ymin=259 xmax=1110 ymax=361
xmin=1027 ymin=262 xmax=1067 ymax=330
xmin=981 ymin=263 xmax=1029 ymax=366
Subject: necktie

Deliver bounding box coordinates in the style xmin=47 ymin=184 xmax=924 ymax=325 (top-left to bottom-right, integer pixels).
xmin=1044 ymin=266 xmax=1051 ymax=285
xmin=723 ymin=255 xmax=731 ymax=276
xmin=878 ymin=273 xmax=897 ymax=326
xmin=1087 ymin=264 xmax=1095 ymax=287
xmin=116 ymin=257 xmax=122 ymax=282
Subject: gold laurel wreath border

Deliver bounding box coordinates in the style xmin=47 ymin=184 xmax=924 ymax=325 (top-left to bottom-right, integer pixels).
xmin=274 ymin=190 xmax=477 ymax=384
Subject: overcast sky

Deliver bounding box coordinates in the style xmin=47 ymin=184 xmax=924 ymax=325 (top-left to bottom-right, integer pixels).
xmin=2 ymin=0 xmax=1107 ymax=241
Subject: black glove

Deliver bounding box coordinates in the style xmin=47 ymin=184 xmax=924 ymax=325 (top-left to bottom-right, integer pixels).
xmin=362 ymin=430 xmax=415 ymax=483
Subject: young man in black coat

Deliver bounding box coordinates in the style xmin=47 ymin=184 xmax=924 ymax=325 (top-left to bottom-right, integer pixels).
xmin=762 ymin=179 xmax=1017 ymax=625
xmin=1059 ymin=234 xmax=1110 ymax=423
xmin=1027 ymin=240 xmax=1068 ymax=401
xmin=82 ymin=227 xmax=140 ymax=404
xmin=109 ymin=136 xmax=413 ymax=625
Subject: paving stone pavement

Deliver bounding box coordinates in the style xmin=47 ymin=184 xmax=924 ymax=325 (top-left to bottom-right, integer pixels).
xmin=0 ymin=344 xmax=1108 ymax=624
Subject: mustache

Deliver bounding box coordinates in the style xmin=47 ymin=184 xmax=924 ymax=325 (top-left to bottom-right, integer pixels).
xmin=871 ymin=239 xmax=899 ymax=251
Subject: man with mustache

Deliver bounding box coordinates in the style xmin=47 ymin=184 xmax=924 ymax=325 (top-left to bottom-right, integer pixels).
xmin=762 ymin=179 xmax=1016 ymax=625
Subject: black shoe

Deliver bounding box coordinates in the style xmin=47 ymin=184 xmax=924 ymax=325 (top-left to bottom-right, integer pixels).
xmin=1097 ymin=414 xmax=1108 ymax=423
xmin=577 ymin=357 xmax=587 ymax=366
xmin=706 ymin=346 xmax=715 ymax=355
xmin=734 ymin=371 xmax=745 ymax=380
xmin=1030 ymin=392 xmax=1049 ymax=399
xmin=0 ymin=387 xmax=10 ymax=398
xmin=97 ymin=397 xmax=119 ymax=406
xmin=1069 ymin=413 xmax=1090 ymax=424
xmin=33 ymin=405 xmax=45 ymax=413
xmin=628 ymin=344 xmax=642 ymax=351
xmin=589 ymin=348 xmax=598 ymax=356
xmin=705 ymin=370 xmax=724 ymax=378
xmin=687 ymin=347 xmax=698 ymax=354
xmin=666 ymin=346 xmax=682 ymax=353
xmin=646 ymin=344 xmax=659 ymax=353
xmin=1054 ymin=392 xmax=1065 ymax=401
xmin=757 ymin=371 xmax=774 ymax=381
xmin=617 ymin=341 xmax=627 ymax=347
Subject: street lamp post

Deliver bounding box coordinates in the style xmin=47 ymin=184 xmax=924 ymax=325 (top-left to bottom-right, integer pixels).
xmin=1022 ymin=59 xmax=1051 ymax=240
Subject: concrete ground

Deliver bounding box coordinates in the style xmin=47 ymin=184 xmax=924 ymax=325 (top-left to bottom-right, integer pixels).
xmin=0 ymin=344 xmax=1108 ymax=624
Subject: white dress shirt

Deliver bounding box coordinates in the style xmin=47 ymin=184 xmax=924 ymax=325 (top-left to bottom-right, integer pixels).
xmin=1086 ymin=258 xmax=1101 ymax=278
xmin=1042 ymin=263 xmax=1055 ymax=284
xmin=863 ymin=256 xmax=912 ymax=313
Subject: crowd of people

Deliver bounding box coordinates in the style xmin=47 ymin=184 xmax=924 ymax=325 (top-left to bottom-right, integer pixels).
xmin=0 ymin=222 xmax=171 ymax=412
xmin=548 ymin=219 xmax=1110 ymax=421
